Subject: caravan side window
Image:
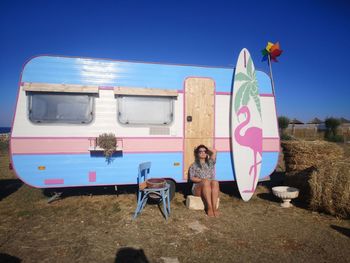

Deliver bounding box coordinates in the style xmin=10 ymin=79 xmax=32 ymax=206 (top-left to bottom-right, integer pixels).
xmin=28 ymin=93 xmax=94 ymax=124
xmin=117 ymin=96 xmax=174 ymax=125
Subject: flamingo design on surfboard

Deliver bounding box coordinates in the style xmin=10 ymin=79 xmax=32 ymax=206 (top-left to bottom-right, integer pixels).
xmin=231 ymin=48 xmax=263 ymax=201
xmin=234 ymin=106 xmax=262 ymax=193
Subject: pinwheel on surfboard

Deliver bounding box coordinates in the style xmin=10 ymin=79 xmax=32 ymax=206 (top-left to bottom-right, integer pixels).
xmin=231 ymin=44 xmax=283 ymax=201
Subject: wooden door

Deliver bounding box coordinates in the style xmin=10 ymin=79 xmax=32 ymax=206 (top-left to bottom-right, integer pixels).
xmin=184 ymin=78 xmax=215 ymax=179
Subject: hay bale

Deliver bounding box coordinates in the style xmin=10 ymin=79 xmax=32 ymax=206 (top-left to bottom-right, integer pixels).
xmin=281 ymin=140 xmax=344 ymax=172
xmin=0 ymin=133 xmax=10 ymax=143
xmin=276 ymin=151 xmax=286 ymax=172
xmin=281 ymin=140 xmax=349 ymax=218
xmin=309 ymin=160 xmax=350 ymax=218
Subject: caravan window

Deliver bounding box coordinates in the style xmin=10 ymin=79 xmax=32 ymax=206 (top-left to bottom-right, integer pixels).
xmin=28 ymin=93 xmax=94 ymax=124
xmin=117 ymin=96 xmax=174 ymax=125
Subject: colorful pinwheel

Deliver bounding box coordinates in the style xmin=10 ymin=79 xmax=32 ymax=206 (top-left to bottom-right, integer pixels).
xmin=261 ymin=42 xmax=283 ymax=62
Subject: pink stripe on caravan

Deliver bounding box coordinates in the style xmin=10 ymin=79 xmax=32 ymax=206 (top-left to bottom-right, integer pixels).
xmin=11 ymin=136 xmax=183 ymax=139
xmin=216 ymin=91 xmax=231 ymax=95
xmin=89 ymin=171 xmax=96 ymax=182
xmin=215 ymin=138 xmax=280 ymax=152
xmin=13 ymin=152 xmax=88 ymax=155
xmin=10 ymin=137 xmax=279 ymax=154
xmin=10 ymin=137 xmax=183 ymax=154
xmin=44 ymin=179 xmax=64 ymax=185
xmin=262 ymin=138 xmax=280 ymax=151
xmin=123 ymin=138 xmax=183 ymax=152
xmin=215 ymin=138 xmax=231 ymax=151
xmin=11 ymin=138 xmax=91 ymax=154
xmin=120 ymin=136 xmax=182 ymax=140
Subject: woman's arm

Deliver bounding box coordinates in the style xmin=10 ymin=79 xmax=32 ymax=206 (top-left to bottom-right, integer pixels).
xmin=210 ymin=148 xmax=217 ymax=162
xmin=191 ymin=176 xmax=203 ymax=183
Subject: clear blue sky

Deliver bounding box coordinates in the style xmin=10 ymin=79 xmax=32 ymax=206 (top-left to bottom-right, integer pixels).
xmin=1 ymin=0 xmax=349 ymax=126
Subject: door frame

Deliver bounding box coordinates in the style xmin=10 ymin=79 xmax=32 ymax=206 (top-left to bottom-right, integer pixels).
xmin=182 ymin=77 xmax=216 ymax=180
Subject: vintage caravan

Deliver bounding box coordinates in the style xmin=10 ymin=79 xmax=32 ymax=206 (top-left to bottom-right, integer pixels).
xmin=10 ymin=55 xmax=280 ymax=190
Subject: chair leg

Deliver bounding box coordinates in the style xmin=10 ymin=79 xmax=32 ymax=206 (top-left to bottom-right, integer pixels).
xmin=133 ymin=192 xmax=149 ymax=219
xmin=133 ymin=205 xmax=140 ymax=219
xmin=161 ymin=190 xmax=168 ymax=220
xmin=167 ymin=189 xmax=171 ymax=215
xmin=140 ymin=194 xmax=149 ymax=212
xmin=134 ymin=193 xmax=142 ymax=219
xmin=134 ymin=189 xmax=170 ymax=220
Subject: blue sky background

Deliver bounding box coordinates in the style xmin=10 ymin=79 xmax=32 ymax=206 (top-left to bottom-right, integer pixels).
xmin=0 ymin=0 xmax=349 ymax=126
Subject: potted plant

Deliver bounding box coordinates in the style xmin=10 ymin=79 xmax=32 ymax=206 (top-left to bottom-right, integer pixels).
xmin=97 ymin=133 xmax=117 ymax=158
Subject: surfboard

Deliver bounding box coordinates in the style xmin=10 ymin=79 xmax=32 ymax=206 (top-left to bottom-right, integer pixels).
xmin=231 ymin=48 xmax=263 ymax=202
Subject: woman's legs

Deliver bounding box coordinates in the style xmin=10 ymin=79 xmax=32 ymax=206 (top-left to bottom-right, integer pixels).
xmin=211 ymin=180 xmax=220 ymax=217
xmin=194 ymin=179 xmax=219 ymax=217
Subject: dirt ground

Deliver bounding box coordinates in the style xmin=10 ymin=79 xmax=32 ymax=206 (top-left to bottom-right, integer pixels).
xmin=0 ymin=142 xmax=349 ymax=263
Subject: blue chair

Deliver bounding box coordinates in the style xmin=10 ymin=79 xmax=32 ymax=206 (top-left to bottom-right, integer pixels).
xmin=133 ymin=162 xmax=171 ymax=220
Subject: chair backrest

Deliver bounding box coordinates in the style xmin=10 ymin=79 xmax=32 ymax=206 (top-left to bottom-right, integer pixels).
xmin=138 ymin=162 xmax=151 ymax=184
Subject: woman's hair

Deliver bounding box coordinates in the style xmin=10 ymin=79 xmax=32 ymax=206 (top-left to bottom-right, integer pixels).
xmin=194 ymin=144 xmax=212 ymax=167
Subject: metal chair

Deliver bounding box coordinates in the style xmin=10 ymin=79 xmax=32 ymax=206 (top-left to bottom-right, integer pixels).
xmin=133 ymin=162 xmax=171 ymax=220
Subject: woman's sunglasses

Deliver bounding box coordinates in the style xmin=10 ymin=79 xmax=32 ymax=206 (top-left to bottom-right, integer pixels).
xmin=198 ymin=150 xmax=207 ymax=154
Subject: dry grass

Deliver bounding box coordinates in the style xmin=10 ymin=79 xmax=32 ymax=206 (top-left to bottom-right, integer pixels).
xmin=1 ymin=141 xmax=350 ymax=262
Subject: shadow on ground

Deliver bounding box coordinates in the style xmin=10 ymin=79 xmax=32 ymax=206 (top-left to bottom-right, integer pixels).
xmin=40 ymin=171 xmax=289 ymax=205
xmin=330 ymin=225 xmax=350 ymax=238
xmin=0 ymin=179 xmax=23 ymax=201
xmin=257 ymin=171 xmax=310 ymax=209
xmin=219 ymin=181 xmax=240 ymax=198
xmin=42 ymin=184 xmax=138 ymax=200
xmin=0 ymin=253 xmax=21 ymax=263
xmin=115 ymin=247 xmax=149 ymax=263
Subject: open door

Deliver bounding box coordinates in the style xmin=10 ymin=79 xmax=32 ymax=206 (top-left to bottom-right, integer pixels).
xmin=183 ymin=78 xmax=215 ymax=180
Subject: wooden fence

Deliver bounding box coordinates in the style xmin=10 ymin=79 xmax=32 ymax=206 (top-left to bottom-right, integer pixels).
xmin=284 ymin=127 xmax=350 ymax=142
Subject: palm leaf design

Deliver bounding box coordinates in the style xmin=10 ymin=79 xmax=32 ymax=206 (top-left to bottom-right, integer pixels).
xmin=234 ymin=57 xmax=261 ymax=117
xmin=234 ymin=72 xmax=251 ymax=81
xmin=247 ymin=58 xmax=252 ymax=79
xmin=234 ymin=82 xmax=249 ymax=113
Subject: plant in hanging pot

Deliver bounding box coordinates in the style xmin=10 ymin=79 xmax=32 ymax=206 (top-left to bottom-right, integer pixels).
xmin=97 ymin=133 xmax=117 ymax=159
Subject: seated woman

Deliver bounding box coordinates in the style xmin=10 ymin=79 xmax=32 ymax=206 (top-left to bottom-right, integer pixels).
xmin=189 ymin=145 xmax=220 ymax=217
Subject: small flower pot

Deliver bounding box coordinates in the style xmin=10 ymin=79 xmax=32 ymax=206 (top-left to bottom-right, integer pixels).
xmin=146 ymin=178 xmax=166 ymax=189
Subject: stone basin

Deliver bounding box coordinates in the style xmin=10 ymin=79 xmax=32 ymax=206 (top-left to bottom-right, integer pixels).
xmin=272 ymin=186 xmax=299 ymax=208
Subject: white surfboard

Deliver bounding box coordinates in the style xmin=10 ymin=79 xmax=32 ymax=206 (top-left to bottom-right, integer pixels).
xmin=231 ymin=48 xmax=263 ymax=202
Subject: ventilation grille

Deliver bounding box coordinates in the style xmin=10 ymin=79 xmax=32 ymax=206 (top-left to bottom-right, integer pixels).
xmin=149 ymin=127 xmax=170 ymax=135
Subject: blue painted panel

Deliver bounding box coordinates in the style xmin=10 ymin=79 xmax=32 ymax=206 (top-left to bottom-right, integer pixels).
xmin=13 ymin=151 xmax=278 ymax=188
xmin=256 ymin=71 xmax=273 ymax=94
xmin=260 ymin=152 xmax=279 ymax=179
xmin=215 ymin=152 xmax=235 ymax=181
xmin=12 ymin=152 xmax=183 ymax=188
xmin=215 ymin=152 xmax=279 ymax=181
xmin=22 ymin=56 xmax=272 ymax=94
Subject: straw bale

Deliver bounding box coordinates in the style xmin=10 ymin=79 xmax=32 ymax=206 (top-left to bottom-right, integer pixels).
xmin=309 ymin=160 xmax=350 ymax=218
xmin=281 ymin=140 xmax=349 ymax=218
xmin=0 ymin=134 xmax=10 ymax=143
xmin=281 ymin=140 xmax=344 ymax=172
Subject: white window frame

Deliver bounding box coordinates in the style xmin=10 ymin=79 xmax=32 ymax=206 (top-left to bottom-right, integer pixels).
xmin=27 ymin=92 xmax=95 ymax=125
xmin=117 ymin=95 xmax=175 ymax=126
